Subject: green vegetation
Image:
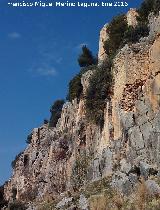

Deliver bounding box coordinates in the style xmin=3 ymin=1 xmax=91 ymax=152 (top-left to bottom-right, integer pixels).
xmin=104 ymin=0 xmax=160 ymax=58
xmin=104 ymin=14 xmax=128 ymax=59
xmin=67 ymin=73 xmax=83 ymax=102
xmin=85 ymin=61 xmax=112 ymax=127
xmin=23 ymin=0 xmax=160 ymax=144
xmin=137 ymin=0 xmax=160 ymax=24
xmin=67 ymin=46 xmax=97 ymax=102
xmin=124 ymin=0 xmax=160 ymax=45
xmin=67 ymin=64 xmax=97 ymax=102
xmin=124 ymin=23 xmax=149 ymax=44
xmin=137 ymin=0 xmax=155 ymax=23
xmin=104 ymin=12 xmax=149 ymax=58
xmin=78 ymin=45 xmax=97 ymax=68
xmin=49 ymin=99 xmax=65 ymax=127
xmin=59 ymin=0 xmax=160 ymax=127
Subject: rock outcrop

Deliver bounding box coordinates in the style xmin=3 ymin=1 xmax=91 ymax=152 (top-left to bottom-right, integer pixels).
xmin=126 ymin=8 xmax=138 ymax=27
xmin=3 ymin=9 xmax=160 ymax=210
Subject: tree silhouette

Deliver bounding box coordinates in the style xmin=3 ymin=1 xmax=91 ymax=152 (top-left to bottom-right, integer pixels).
xmin=78 ymin=45 xmax=97 ymax=67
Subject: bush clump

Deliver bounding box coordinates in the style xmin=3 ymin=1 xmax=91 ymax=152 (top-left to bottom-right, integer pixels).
xmin=67 ymin=73 xmax=83 ymax=102
xmin=67 ymin=46 xmax=97 ymax=102
xmin=104 ymin=0 xmax=160 ymax=57
xmin=137 ymin=0 xmax=155 ymax=23
xmin=67 ymin=64 xmax=97 ymax=102
xmin=125 ymin=0 xmax=160 ymax=44
xmin=104 ymin=14 xmax=128 ymax=59
xmin=124 ymin=23 xmax=149 ymax=44
xmin=49 ymin=99 xmax=65 ymax=127
xmin=78 ymin=45 xmax=97 ymax=68
xmin=85 ymin=61 xmax=112 ymax=127
xmin=137 ymin=0 xmax=160 ymax=24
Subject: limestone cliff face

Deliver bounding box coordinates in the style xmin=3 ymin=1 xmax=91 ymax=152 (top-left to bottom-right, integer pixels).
xmin=4 ymin=11 xmax=160 ymax=210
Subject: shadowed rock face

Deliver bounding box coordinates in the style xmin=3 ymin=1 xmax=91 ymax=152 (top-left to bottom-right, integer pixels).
xmin=3 ymin=10 xmax=160 ymax=210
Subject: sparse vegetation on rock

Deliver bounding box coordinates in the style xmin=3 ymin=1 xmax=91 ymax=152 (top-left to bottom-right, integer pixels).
xmin=137 ymin=0 xmax=160 ymax=24
xmin=104 ymin=14 xmax=128 ymax=59
xmin=124 ymin=23 xmax=149 ymax=44
xmin=67 ymin=72 xmax=83 ymax=102
xmin=85 ymin=61 xmax=112 ymax=127
xmin=104 ymin=0 xmax=160 ymax=59
xmin=3 ymin=1 xmax=160 ymax=210
xmin=67 ymin=46 xmax=97 ymax=102
xmin=49 ymin=99 xmax=65 ymax=127
xmin=67 ymin=65 xmax=97 ymax=102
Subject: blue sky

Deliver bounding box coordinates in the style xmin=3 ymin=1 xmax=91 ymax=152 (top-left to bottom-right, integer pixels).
xmin=0 ymin=0 xmax=143 ymax=185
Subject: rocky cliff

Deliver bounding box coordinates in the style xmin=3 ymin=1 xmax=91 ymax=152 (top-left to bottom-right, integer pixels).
xmin=3 ymin=9 xmax=160 ymax=210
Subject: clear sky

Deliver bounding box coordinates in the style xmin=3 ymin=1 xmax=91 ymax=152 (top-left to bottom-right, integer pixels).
xmin=0 ymin=0 xmax=143 ymax=185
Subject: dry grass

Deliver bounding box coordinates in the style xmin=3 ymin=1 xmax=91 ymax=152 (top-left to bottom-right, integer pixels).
xmin=32 ymin=178 xmax=160 ymax=210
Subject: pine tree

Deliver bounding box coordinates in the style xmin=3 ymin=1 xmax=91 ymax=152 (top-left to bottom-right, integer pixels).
xmin=78 ymin=45 xmax=97 ymax=67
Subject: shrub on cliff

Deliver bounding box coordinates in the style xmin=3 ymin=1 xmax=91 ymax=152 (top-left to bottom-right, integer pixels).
xmin=123 ymin=0 xmax=160 ymax=45
xmin=49 ymin=99 xmax=65 ymax=127
xmin=67 ymin=73 xmax=83 ymax=102
xmin=104 ymin=0 xmax=160 ymax=58
xmin=85 ymin=61 xmax=112 ymax=127
xmin=137 ymin=0 xmax=160 ymax=24
xmin=137 ymin=0 xmax=155 ymax=23
xmin=104 ymin=14 xmax=128 ymax=59
xmin=67 ymin=46 xmax=97 ymax=102
xmin=78 ymin=45 xmax=97 ymax=67
xmin=67 ymin=65 xmax=97 ymax=102
xmin=124 ymin=24 xmax=149 ymax=44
